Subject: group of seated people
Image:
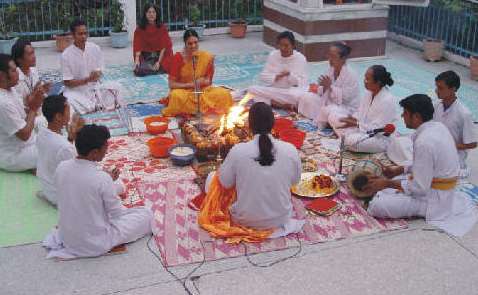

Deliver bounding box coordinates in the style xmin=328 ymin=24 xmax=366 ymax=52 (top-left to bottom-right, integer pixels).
xmin=0 ymin=5 xmax=477 ymax=258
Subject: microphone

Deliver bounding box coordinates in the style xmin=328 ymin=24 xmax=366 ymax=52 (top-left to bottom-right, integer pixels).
xmin=191 ymin=54 xmax=198 ymax=71
xmin=366 ymin=124 xmax=395 ymax=137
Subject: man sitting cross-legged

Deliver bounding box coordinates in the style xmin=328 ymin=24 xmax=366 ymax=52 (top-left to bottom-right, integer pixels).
xmin=62 ymin=19 xmax=124 ymax=114
xmin=36 ymin=95 xmax=84 ymax=206
xmin=364 ymin=94 xmax=477 ymax=237
xmin=0 ymin=53 xmax=44 ymax=172
xmin=43 ymin=125 xmax=152 ymax=259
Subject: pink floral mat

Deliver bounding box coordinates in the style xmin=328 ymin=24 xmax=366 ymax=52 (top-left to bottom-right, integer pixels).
xmin=100 ymin=134 xmax=197 ymax=207
xmin=143 ymin=179 xmax=407 ymax=267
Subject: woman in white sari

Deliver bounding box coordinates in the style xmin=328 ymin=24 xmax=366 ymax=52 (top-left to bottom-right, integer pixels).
xmin=246 ymin=31 xmax=308 ymax=109
xmin=298 ymin=42 xmax=359 ymax=128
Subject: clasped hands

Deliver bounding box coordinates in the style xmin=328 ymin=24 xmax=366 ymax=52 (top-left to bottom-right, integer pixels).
xmin=28 ymin=81 xmax=51 ymax=111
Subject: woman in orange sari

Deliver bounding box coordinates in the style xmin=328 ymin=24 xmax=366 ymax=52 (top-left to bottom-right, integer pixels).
xmin=161 ymin=29 xmax=233 ymax=117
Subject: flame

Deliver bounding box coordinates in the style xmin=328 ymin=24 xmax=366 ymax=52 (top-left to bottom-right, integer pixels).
xmin=217 ymin=93 xmax=252 ymax=134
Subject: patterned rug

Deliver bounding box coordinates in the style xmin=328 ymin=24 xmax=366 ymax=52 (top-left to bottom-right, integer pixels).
xmin=101 ymin=133 xmax=197 ymax=207
xmin=143 ymin=179 xmax=407 ymax=267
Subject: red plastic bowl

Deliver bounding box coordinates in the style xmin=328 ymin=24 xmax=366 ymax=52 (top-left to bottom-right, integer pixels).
xmin=144 ymin=116 xmax=169 ymax=135
xmin=279 ymin=128 xmax=306 ymax=149
xmin=147 ymin=136 xmax=177 ymax=158
xmin=273 ymin=118 xmax=294 ymax=135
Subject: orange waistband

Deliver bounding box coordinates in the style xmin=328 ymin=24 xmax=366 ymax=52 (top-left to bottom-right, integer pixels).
xmin=409 ymin=175 xmax=457 ymax=191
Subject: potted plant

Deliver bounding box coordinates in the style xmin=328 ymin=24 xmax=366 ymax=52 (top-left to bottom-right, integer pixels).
xmin=423 ymin=38 xmax=444 ymax=62
xmin=0 ymin=5 xmax=19 ymax=54
xmin=470 ymin=56 xmax=478 ymax=81
xmin=110 ymin=0 xmax=129 ymax=48
xmin=229 ymin=0 xmax=248 ymax=38
xmin=186 ymin=3 xmax=205 ymax=38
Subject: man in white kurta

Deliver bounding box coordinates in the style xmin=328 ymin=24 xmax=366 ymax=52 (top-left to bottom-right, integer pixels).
xmin=433 ymin=71 xmax=477 ymax=177
xmin=340 ymin=87 xmax=398 ymax=153
xmin=43 ymin=125 xmax=151 ymax=259
xmin=12 ymin=39 xmax=50 ymax=129
xmin=246 ymin=33 xmax=308 ymax=107
xmin=0 ymin=55 xmax=43 ymax=171
xmin=36 ymin=95 xmax=79 ymax=205
xmin=366 ymin=94 xmax=477 ymax=237
xmin=205 ymin=134 xmax=304 ymax=236
xmin=62 ymin=21 xmax=124 ymax=114
xmin=298 ymin=64 xmax=360 ymax=128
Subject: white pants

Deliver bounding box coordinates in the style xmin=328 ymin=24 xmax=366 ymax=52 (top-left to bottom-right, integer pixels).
xmin=368 ymin=187 xmax=478 ymax=236
xmin=0 ymin=144 xmax=37 ymax=172
xmin=248 ymin=85 xmax=305 ymax=106
xmin=343 ymin=130 xmax=390 ymax=153
xmin=64 ymin=81 xmax=125 ymax=114
xmin=368 ymin=189 xmax=427 ymax=219
xmin=109 ymin=207 xmax=153 ymax=249
xmin=298 ymin=93 xmax=354 ymax=130
xmin=298 ymin=92 xmax=323 ymax=120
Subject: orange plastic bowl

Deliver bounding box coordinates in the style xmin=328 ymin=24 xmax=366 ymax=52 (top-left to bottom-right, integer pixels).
xmin=273 ymin=118 xmax=294 ymax=134
xmin=279 ymin=128 xmax=306 ymax=149
xmin=144 ymin=116 xmax=169 ymax=135
xmin=147 ymin=136 xmax=177 ymax=158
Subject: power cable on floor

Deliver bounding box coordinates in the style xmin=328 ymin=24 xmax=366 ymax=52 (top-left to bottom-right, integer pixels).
xmin=242 ymin=233 xmax=303 ymax=268
xmin=146 ymin=234 xmax=206 ymax=295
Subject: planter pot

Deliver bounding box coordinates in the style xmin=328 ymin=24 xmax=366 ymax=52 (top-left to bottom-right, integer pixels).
xmin=0 ymin=37 xmax=18 ymax=54
xmin=110 ymin=31 xmax=129 ymax=48
xmin=55 ymin=33 xmax=73 ymax=52
xmin=186 ymin=24 xmax=206 ymax=39
xmin=229 ymin=21 xmax=248 ymax=38
xmin=470 ymin=56 xmax=478 ymax=81
xmin=423 ymin=38 xmax=444 ymax=62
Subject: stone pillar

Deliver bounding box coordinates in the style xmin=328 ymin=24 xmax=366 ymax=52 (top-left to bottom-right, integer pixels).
xmin=119 ymin=0 xmax=136 ymax=41
xmin=263 ymin=0 xmax=389 ymax=61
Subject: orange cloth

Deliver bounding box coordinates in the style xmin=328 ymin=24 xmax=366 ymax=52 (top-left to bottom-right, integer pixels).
xmin=161 ymin=50 xmax=233 ymax=117
xmin=198 ymin=173 xmax=273 ymax=244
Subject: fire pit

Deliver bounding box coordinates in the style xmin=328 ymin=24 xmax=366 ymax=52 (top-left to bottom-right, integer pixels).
xmin=182 ymin=96 xmax=251 ymax=162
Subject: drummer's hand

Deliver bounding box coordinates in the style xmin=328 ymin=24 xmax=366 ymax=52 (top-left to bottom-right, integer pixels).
xmin=382 ymin=165 xmax=404 ymax=179
xmin=362 ymin=176 xmax=389 ymax=195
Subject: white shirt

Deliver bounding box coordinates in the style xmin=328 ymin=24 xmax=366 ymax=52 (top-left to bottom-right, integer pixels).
xmin=433 ymin=100 xmax=477 ymax=169
xmin=61 ymin=42 xmax=104 ymax=94
xmin=319 ymin=64 xmax=360 ymax=110
xmin=219 ymin=135 xmax=301 ymax=229
xmin=55 ymin=158 xmax=126 ymax=257
xmin=15 ymin=67 xmax=40 ymax=105
xmin=356 ymin=87 xmax=398 ymax=133
xmin=0 ymin=88 xmax=36 ymax=168
xmin=259 ymin=50 xmax=308 ymax=89
xmin=36 ymin=127 xmax=76 ymax=204
xmin=402 ymin=121 xmax=477 ymax=235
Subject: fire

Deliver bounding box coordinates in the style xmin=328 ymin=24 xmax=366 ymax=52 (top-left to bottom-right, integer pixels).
xmin=218 ymin=93 xmax=252 ymax=134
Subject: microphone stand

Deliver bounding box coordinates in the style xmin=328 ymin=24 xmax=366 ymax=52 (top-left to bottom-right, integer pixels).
xmin=192 ymin=55 xmax=204 ymax=126
xmin=335 ymin=136 xmax=346 ymax=182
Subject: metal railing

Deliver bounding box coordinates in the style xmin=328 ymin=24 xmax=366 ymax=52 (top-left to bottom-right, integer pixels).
xmin=0 ymin=0 xmax=263 ymax=41
xmin=388 ymin=1 xmax=478 ymax=58
xmin=135 ymin=0 xmax=263 ymax=31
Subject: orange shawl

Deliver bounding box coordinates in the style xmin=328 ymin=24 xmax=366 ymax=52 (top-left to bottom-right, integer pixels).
xmin=198 ymin=173 xmax=273 ymax=244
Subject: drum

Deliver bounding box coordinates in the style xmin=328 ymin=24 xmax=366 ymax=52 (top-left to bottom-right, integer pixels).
xmin=347 ymin=160 xmax=383 ymax=198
